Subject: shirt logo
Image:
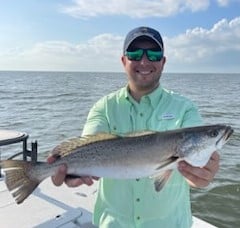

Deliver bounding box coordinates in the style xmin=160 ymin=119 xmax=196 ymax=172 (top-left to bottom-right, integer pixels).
xmin=161 ymin=113 xmax=175 ymax=120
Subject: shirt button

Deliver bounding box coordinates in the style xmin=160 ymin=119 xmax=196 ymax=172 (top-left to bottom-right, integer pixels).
xmin=136 ymin=178 xmax=140 ymax=181
xmin=140 ymin=113 xmax=143 ymax=117
xmin=136 ymin=198 xmax=140 ymax=202
xmin=137 ymin=216 xmax=140 ymax=220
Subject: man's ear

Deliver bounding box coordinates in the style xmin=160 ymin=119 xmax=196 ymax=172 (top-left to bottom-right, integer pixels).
xmin=162 ymin=56 xmax=166 ymax=64
xmin=162 ymin=56 xmax=166 ymax=68
xmin=121 ymin=56 xmax=126 ymax=66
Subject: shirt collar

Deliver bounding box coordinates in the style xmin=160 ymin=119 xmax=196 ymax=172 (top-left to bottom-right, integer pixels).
xmin=146 ymin=85 xmax=164 ymax=107
xmin=123 ymin=85 xmax=164 ymax=107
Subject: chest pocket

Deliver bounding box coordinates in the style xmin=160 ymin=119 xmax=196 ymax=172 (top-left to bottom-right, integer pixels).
xmin=158 ymin=112 xmax=182 ymax=130
xmin=148 ymin=111 xmax=184 ymax=131
xmin=107 ymin=105 xmax=133 ymax=134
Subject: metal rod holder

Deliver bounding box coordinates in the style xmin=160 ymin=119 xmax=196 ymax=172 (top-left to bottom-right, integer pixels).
xmin=31 ymin=141 xmax=38 ymax=163
xmin=0 ymin=130 xmax=38 ymax=177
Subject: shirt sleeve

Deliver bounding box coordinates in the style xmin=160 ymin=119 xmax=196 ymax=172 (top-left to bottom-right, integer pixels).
xmin=82 ymin=98 xmax=110 ymax=136
xmin=181 ymin=102 xmax=203 ymax=128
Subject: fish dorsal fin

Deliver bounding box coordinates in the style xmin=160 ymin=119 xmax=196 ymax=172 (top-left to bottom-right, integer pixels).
xmin=51 ymin=131 xmax=155 ymax=158
xmin=82 ymin=133 xmax=118 ymax=143
xmin=51 ymin=133 xmax=118 ymax=158
xmin=125 ymin=131 xmax=155 ymax=137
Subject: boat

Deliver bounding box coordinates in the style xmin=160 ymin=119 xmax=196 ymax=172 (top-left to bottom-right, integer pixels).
xmin=0 ymin=129 xmax=216 ymax=227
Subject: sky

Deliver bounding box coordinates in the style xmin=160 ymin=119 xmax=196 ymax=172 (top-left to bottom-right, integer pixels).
xmin=0 ymin=0 xmax=239 ymax=73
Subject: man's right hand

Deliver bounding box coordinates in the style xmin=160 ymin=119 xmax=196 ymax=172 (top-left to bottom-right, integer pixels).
xmin=47 ymin=156 xmax=99 ymax=187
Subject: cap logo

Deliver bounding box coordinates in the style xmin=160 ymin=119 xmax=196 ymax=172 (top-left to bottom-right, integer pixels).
xmin=141 ymin=27 xmax=149 ymax=33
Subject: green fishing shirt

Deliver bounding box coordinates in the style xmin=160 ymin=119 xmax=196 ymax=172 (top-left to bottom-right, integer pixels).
xmin=82 ymin=85 xmax=202 ymax=228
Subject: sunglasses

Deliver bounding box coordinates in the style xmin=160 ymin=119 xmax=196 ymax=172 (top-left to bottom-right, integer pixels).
xmin=125 ymin=48 xmax=163 ymax=62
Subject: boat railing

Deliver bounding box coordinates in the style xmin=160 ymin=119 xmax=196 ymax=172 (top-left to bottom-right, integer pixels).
xmin=0 ymin=129 xmax=38 ymax=177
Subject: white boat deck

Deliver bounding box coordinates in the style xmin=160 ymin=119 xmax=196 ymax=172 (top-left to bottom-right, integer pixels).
xmin=0 ymin=177 xmax=216 ymax=228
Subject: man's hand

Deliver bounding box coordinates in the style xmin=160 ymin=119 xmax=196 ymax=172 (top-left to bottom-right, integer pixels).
xmin=47 ymin=156 xmax=99 ymax=187
xmin=178 ymin=151 xmax=220 ymax=188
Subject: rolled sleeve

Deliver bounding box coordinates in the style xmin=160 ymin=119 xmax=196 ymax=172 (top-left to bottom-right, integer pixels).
xmin=82 ymin=98 xmax=110 ymax=136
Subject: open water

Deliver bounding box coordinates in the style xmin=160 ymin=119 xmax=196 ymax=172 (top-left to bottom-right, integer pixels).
xmin=0 ymin=71 xmax=239 ymax=227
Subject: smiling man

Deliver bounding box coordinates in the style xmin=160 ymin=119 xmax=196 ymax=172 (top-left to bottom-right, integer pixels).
xmin=50 ymin=26 xmax=220 ymax=228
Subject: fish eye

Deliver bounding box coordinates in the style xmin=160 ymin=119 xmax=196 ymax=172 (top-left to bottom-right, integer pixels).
xmin=209 ymin=130 xmax=219 ymax=137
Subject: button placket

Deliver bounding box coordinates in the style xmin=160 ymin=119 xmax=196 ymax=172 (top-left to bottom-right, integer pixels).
xmin=133 ymin=178 xmax=142 ymax=224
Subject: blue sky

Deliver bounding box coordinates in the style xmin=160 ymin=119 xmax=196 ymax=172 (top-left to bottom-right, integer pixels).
xmin=0 ymin=0 xmax=239 ymax=73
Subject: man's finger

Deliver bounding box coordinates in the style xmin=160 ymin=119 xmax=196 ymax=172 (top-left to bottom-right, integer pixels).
xmin=204 ymin=151 xmax=220 ymax=173
xmin=51 ymin=164 xmax=67 ymax=186
xmin=47 ymin=156 xmax=56 ymax=164
xmin=65 ymin=177 xmax=84 ymax=187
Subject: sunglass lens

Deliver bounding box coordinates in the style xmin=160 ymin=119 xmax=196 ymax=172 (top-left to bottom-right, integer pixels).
xmin=126 ymin=49 xmax=143 ymax=61
xmin=147 ymin=50 xmax=163 ymax=61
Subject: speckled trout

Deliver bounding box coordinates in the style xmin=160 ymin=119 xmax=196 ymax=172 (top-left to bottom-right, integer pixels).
xmin=0 ymin=124 xmax=233 ymax=204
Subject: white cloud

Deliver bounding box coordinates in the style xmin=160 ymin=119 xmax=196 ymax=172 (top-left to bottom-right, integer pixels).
xmin=216 ymin=0 xmax=230 ymax=7
xmin=0 ymin=34 xmax=124 ymax=72
xmin=0 ymin=17 xmax=239 ymax=73
xmin=216 ymin=0 xmax=240 ymax=7
xmin=60 ymin=0 xmax=210 ymax=19
xmin=164 ymin=17 xmax=240 ymax=72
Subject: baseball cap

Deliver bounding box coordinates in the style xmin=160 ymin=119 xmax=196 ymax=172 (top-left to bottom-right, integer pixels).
xmin=123 ymin=26 xmax=164 ymax=54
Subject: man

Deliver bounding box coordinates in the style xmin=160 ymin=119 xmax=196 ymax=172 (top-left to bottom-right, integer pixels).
xmin=49 ymin=26 xmax=219 ymax=227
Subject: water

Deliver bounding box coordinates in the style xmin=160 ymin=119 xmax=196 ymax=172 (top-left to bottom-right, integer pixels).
xmin=0 ymin=71 xmax=239 ymax=227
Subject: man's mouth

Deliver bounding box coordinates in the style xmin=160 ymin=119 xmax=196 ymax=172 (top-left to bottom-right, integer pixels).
xmin=136 ymin=70 xmax=153 ymax=75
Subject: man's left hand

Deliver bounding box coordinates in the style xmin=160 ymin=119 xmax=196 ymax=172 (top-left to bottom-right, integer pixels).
xmin=178 ymin=151 xmax=220 ymax=188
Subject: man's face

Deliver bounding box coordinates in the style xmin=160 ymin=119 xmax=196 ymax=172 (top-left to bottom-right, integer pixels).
xmin=121 ymin=39 xmax=166 ymax=94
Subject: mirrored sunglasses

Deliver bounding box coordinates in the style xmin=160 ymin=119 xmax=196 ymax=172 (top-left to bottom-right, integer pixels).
xmin=125 ymin=48 xmax=163 ymax=62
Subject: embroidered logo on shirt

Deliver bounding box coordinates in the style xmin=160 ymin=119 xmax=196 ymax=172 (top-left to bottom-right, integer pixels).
xmin=161 ymin=113 xmax=175 ymax=120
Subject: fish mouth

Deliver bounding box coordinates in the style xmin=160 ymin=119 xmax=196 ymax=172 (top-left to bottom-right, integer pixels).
xmin=216 ymin=126 xmax=234 ymax=145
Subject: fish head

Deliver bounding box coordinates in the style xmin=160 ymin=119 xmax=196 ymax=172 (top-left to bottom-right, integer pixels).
xmin=177 ymin=125 xmax=233 ymax=167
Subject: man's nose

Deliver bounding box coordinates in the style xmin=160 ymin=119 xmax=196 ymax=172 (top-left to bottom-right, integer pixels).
xmin=139 ymin=53 xmax=149 ymax=64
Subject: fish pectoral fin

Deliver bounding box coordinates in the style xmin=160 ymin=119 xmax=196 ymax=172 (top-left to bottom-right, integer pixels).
xmin=155 ymin=156 xmax=178 ymax=170
xmin=153 ymin=170 xmax=173 ymax=192
xmin=150 ymin=156 xmax=177 ymax=191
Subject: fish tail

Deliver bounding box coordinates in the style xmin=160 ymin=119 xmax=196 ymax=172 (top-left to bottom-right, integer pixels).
xmin=0 ymin=160 xmax=42 ymax=204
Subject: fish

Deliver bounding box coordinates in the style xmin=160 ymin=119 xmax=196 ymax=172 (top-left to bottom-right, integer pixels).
xmin=0 ymin=124 xmax=233 ymax=204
